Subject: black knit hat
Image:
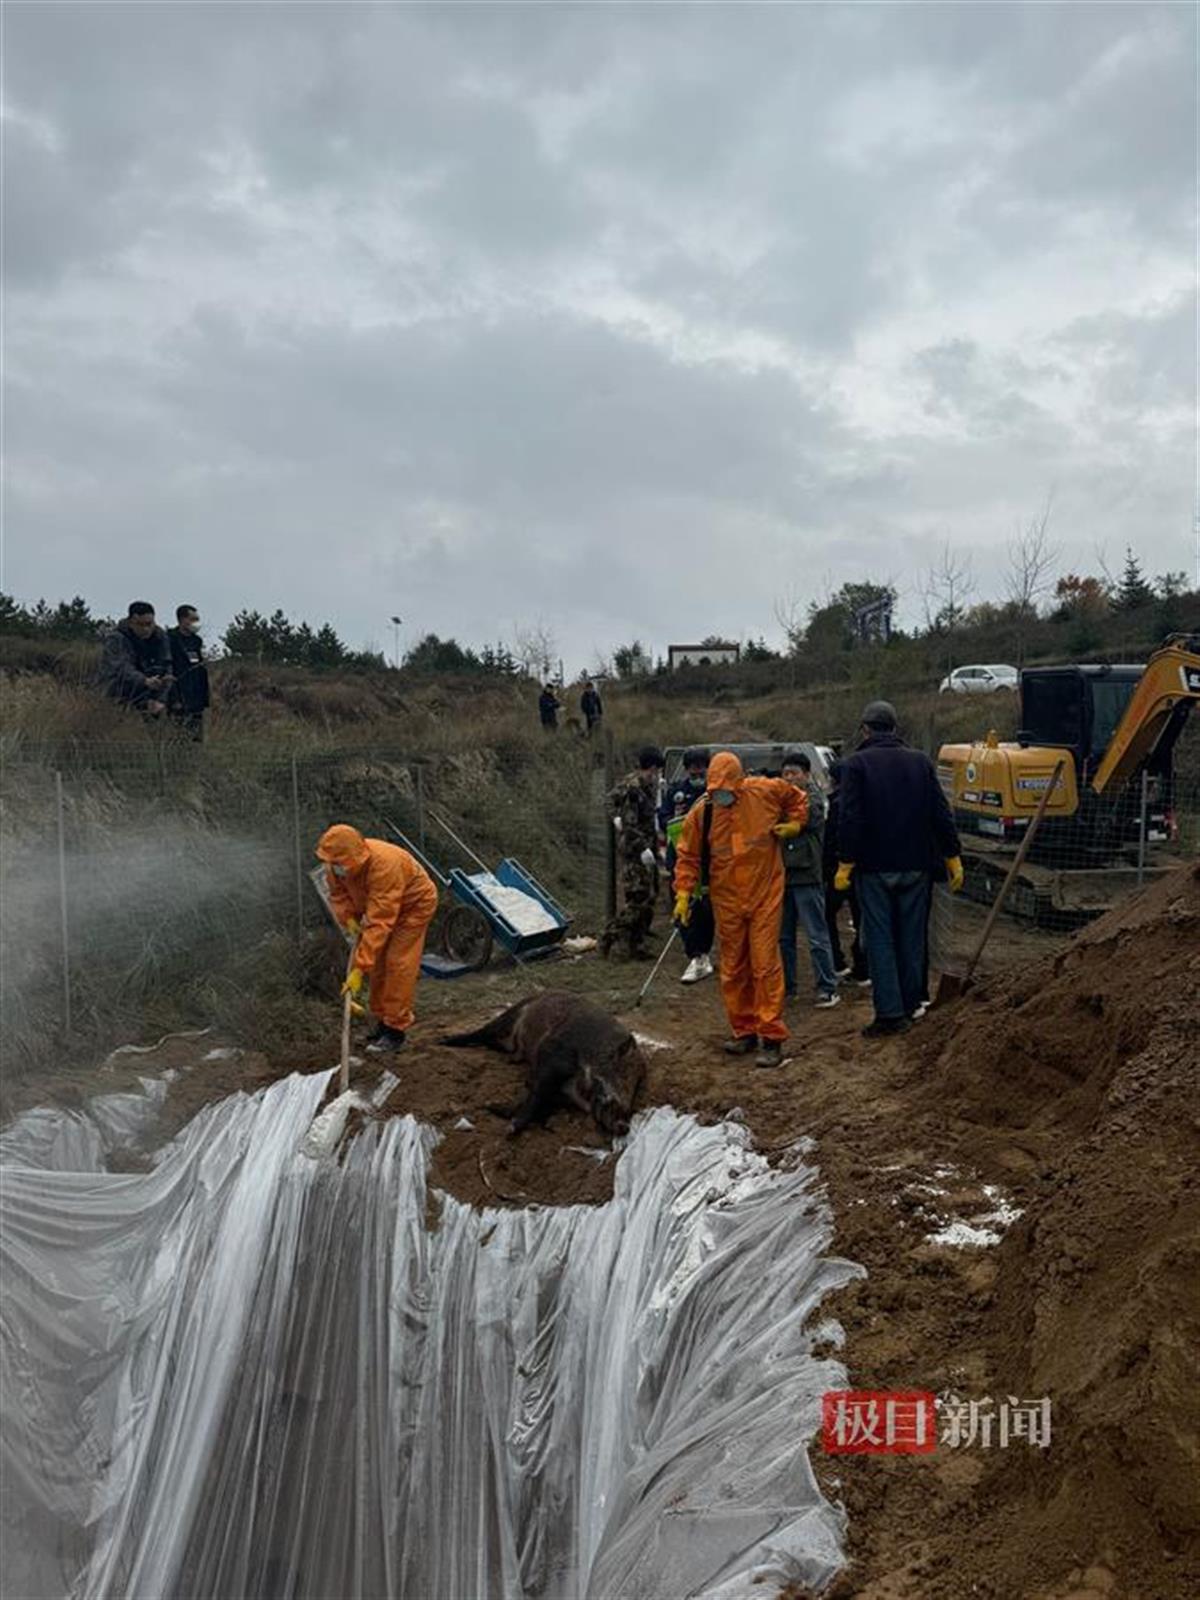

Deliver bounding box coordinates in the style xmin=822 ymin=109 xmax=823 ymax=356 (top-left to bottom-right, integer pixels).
xmin=638 ymin=746 xmax=666 ymax=769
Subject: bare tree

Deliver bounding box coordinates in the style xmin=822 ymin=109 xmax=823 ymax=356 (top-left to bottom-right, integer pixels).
xmin=1005 ymin=495 xmax=1060 ymax=663
xmin=1005 ymin=495 xmax=1059 ymax=614
xmin=921 ymin=540 xmax=976 ymax=634
xmin=772 ymin=585 xmax=806 ymax=651
xmin=771 ymin=585 xmax=808 ymax=689
xmin=1093 ymin=541 xmax=1118 ymax=594
xmin=511 ymin=620 xmax=558 ymax=681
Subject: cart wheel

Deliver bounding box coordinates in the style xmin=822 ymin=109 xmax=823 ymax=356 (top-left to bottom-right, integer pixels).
xmin=442 ymin=905 xmax=495 ymax=971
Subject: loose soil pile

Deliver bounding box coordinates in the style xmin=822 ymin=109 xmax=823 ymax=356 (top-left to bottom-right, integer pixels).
xmin=30 ymin=865 xmax=1200 ymax=1599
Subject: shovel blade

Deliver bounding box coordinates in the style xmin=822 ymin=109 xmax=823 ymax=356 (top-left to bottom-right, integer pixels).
xmin=932 ymin=970 xmax=970 ymax=1008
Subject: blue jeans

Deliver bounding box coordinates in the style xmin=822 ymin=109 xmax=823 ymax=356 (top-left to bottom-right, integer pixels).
xmin=857 ymin=871 xmax=931 ymax=1021
xmin=780 ymin=884 xmax=840 ymax=997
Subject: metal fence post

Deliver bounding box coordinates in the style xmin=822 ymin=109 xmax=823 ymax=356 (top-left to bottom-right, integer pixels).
xmin=291 ymin=755 xmax=304 ymax=943
xmin=604 ymin=728 xmax=617 ymax=924
xmin=415 ymin=764 xmax=426 ymax=855
xmin=1136 ymin=768 xmax=1149 ymax=885
xmin=55 ymin=770 xmax=72 ymax=1037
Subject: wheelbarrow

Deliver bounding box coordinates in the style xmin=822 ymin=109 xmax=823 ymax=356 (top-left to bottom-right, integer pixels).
xmin=384 ymin=810 xmax=572 ymax=976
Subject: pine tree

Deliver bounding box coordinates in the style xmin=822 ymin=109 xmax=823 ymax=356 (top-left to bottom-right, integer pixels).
xmin=308 ymin=623 xmax=347 ymax=668
xmin=266 ymin=608 xmax=294 ymax=660
xmin=222 ymin=609 xmax=273 ymax=660
xmin=1113 ymin=547 xmax=1154 ymax=612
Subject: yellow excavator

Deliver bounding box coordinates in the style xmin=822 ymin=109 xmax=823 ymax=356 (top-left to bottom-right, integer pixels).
xmin=938 ymin=634 xmax=1200 ymax=923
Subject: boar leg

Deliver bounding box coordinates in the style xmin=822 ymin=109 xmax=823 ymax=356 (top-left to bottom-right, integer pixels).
xmin=505 ymin=1041 xmax=584 ymax=1134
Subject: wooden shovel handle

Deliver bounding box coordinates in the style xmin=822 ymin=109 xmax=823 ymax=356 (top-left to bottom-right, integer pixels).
xmin=962 ymin=756 xmax=1065 ymax=983
xmin=340 ymin=939 xmax=358 ymax=1094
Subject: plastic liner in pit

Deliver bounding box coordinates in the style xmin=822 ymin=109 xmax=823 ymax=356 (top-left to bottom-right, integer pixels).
xmin=0 ymin=1073 xmax=861 ymax=1599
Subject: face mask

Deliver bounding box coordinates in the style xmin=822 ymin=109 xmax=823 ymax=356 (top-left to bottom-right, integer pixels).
xmin=331 ymin=864 xmax=349 ymax=878
xmin=711 ymin=790 xmax=735 ymax=808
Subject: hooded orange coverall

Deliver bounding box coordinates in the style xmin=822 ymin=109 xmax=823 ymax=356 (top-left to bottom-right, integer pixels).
xmin=674 ymin=752 xmax=808 ymax=1043
xmin=316 ymin=825 xmax=439 ymax=1033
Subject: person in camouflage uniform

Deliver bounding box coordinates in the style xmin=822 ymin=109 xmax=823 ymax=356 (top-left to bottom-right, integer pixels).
xmin=601 ymin=746 xmax=666 ymax=959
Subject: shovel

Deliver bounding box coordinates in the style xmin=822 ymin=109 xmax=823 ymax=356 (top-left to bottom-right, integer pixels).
xmin=300 ymin=938 xmax=361 ymax=1160
xmin=934 ymin=756 xmax=1065 ymax=1006
xmin=634 ymin=926 xmax=680 ymax=1008
xmin=338 ymin=939 xmax=360 ymax=1093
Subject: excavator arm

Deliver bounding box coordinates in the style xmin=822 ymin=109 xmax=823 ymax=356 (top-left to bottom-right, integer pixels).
xmin=1090 ymin=637 xmax=1200 ymax=793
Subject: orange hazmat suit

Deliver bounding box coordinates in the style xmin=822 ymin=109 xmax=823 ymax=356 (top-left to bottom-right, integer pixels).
xmin=674 ymin=752 xmax=808 ymax=1043
xmin=316 ymin=825 xmax=438 ymax=1033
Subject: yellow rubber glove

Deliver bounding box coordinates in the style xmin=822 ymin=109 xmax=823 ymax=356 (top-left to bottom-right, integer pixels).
xmin=343 ymin=917 xmax=361 ymax=936
xmin=673 ymin=890 xmax=692 ymax=926
xmin=342 ymin=967 xmax=366 ymax=998
xmin=834 ymin=862 xmax=854 ymax=892
xmin=773 ymin=820 xmax=803 ymax=840
xmin=945 ymin=856 xmax=965 ymax=894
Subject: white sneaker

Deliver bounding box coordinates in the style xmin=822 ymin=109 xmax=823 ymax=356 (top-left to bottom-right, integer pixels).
xmin=834 ymin=966 xmax=852 ymax=979
xmin=681 ymin=956 xmax=705 ymax=984
xmin=815 ymin=992 xmax=841 ymax=1009
xmin=697 ymin=954 xmax=714 ymax=980
xmin=910 ymin=1002 xmax=928 ymax=1021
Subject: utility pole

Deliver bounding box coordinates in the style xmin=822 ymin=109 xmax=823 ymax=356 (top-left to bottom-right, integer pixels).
xmin=390 ymin=614 xmax=403 ymax=669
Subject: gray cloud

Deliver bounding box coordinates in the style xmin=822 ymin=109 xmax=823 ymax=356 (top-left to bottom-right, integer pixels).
xmin=2 ymin=3 xmax=1194 ymax=665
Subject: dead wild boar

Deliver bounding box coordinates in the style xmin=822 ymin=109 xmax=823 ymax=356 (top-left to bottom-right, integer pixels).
xmin=441 ymin=990 xmax=647 ymax=1137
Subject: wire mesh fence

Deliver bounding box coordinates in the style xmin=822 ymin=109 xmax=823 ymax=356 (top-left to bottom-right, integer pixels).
xmin=949 ymin=768 xmax=1200 ymax=929
xmin=2 ymin=736 xmax=1196 ymax=1049
xmin=0 ymin=738 xmax=616 ymax=1052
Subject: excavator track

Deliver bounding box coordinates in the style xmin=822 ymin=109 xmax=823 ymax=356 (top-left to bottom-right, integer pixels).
xmin=961 ymin=844 xmax=1059 ymax=928
xmin=957 ymin=840 xmax=1162 ymax=930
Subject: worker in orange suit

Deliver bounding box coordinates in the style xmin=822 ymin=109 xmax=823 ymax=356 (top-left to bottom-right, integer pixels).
xmin=673 ymin=751 xmax=808 ymax=1068
xmin=316 ymin=824 xmax=439 ymax=1054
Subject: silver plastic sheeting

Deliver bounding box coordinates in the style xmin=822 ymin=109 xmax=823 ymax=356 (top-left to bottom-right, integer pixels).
xmin=1 ymin=1073 xmax=861 ymax=1600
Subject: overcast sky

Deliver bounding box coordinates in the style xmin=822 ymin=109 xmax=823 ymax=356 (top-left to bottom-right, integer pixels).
xmin=3 ymin=3 xmax=1195 ymax=670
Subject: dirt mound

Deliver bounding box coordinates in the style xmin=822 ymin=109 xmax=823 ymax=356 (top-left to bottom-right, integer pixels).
xmin=869 ymin=863 xmax=1200 ymax=1597
xmin=916 ymin=861 xmax=1199 ymax=1137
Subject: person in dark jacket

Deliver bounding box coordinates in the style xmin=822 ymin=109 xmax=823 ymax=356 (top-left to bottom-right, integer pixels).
xmin=580 ymin=680 xmax=604 ymax=735
xmin=778 ymin=752 xmax=840 ymax=1007
xmin=822 ymin=761 xmax=868 ymax=982
xmin=835 ymin=701 xmax=963 ymax=1036
xmin=167 ymin=604 xmax=210 ymax=741
xmin=658 ymin=748 xmax=715 ymax=983
xmin=538 ymin=683 xmax=561 ymax=731
xmin=99 ymin=602 xmax=173 ymax=715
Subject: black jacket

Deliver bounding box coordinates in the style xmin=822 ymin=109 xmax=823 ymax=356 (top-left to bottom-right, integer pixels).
xmin=780 ymin=782 xmax=826 ymax=888
xmin=100 ymin=621 xmax=172 ymax=705
xmin=168 ymin=627 xmax=210 ymax=712
xmin=838 ymin=733 xmax=961 ymax=874
xmin=581 ymin=688 xmax=603 ymax=723
xmin=658 ymin=775 xmax=706 ymax=872
xmin=539 ymin=691 xmax=560 ymax=726
xmin=823 ymin=787 xmax=843 ymax=880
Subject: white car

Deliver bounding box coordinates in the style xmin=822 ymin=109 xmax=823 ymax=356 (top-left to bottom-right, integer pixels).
xmin=939 ymin=663 xmax=1019 ymax=695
